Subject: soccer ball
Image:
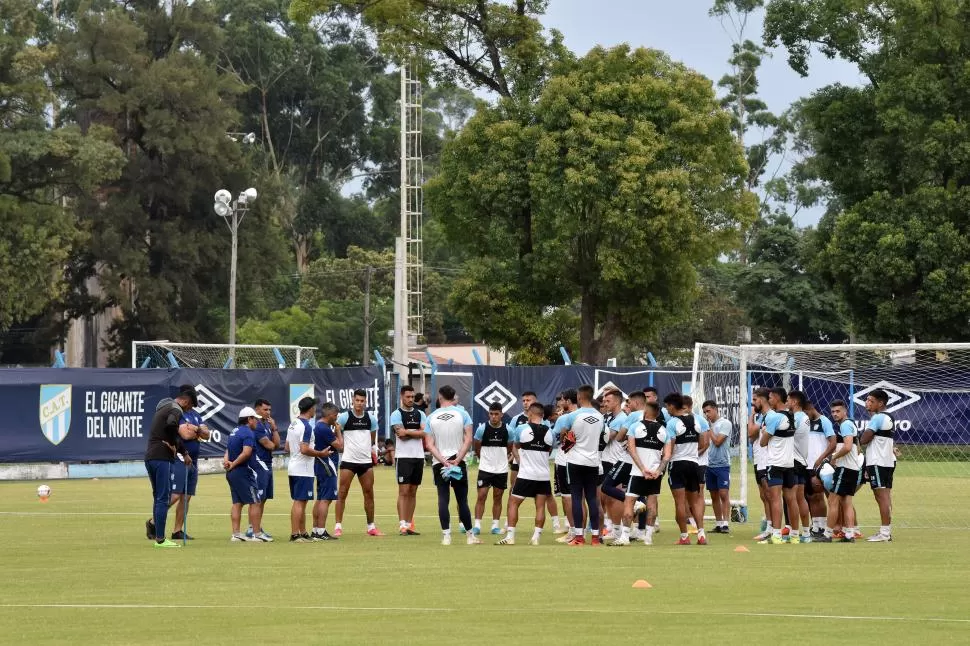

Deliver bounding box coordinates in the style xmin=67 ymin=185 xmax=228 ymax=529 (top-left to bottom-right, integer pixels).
xmin=37 ymin=484 xmax=51 ymax=499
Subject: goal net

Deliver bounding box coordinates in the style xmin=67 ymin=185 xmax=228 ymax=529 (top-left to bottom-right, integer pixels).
xmin=133 ymin=341 xmax=319 ymax=369
xmin=693 ymin=342 xmax=970 ymax=530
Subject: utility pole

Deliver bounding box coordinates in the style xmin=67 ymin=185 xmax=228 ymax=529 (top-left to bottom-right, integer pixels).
xmin=362 ymin=266 xmax=373 ymax=366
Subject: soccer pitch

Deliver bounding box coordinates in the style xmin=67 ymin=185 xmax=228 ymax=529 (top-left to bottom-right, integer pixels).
xmin=1 ymin=467 xmax=968 ymax=645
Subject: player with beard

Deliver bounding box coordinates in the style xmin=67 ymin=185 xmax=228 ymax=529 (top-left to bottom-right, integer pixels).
xmin=787 ymin=390 xmax=814 ymax=543
xmin=553 ymin=391 xmax=581 ymax=543
xmin=750 ymin=388 xmax=772 ymax=541
xmin=664 ymin=393 xmax=708 ymax=545
xmin=805 ymin=400 xmax=837 ymax=535
xmin=611 ymin=402 xmax=670 ymax=546
xmin=598 ymin=389 xmax=627 ymax=539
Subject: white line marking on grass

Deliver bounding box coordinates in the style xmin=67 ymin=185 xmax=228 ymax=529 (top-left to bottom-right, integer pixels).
xmin=1 ymin=604 xmax=968 ymax=625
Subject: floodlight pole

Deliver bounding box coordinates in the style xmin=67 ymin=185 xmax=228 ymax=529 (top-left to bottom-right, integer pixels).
xmin=229 ymin=205 xmax=239 ymax=348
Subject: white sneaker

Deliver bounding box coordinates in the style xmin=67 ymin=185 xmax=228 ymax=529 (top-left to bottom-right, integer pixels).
xmin=633 ymin=500 xmax=647 ymax=515
xmin=497 ymin=535 xmax=515 ymax=545
xmin=529 ymin=536 xmax=540 ymax=546
xmin=630 ymin=528 xmax=642 ymax=540
xmin=641 ymin=533 xmax=653 ymax=546
xmin=254 ymin=532 xmax=273 ymax=542
xmin=602 ymin=529 xmax=616 ymax=541
xmin=230 ymin=534 xmax=254 ymax=542
xmin=441 ymin=533 xmax=452 ymax=545
xmin=609 ymin=535 xmax=630 ymax=546
xmin=653 ymin=522 xmax=660 ymax=533
xmin=552 ymin=526 xmax=567 ymax=535
xmin=556 ymin=533 xmax=572 ymax=544
xmin=467 ymin=534 xmax=482 ymax=545
xmin=753 ymin=530 xmax=771 ymax=542
xmin=866 ymin=533 xmax=892 ymax=542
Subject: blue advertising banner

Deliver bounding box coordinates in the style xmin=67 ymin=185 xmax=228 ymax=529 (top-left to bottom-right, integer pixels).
xmin=431 ymin=366 xmax=694 ymax=429
xmin=0 ymin=367 xmax=384 ymax=463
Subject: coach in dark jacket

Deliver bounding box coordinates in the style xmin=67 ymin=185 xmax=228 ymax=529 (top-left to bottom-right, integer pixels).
xmin=144 ymin=385 xmax=197 ymax=547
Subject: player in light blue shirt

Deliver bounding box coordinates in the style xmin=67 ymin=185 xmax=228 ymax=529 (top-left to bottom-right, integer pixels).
xmin=860 ymin=389 xmax=895 ymax=542
xmin=701 ymin=400 xmax=732 ymax=533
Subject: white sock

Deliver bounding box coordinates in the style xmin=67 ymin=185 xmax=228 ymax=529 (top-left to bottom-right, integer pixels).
xmin=688 ymin=517 xmax=697 ymax=528
xmin=881 ymin=525 xmax=892 ymax=536
xmin=531 ymin=527 xmax=541 ymax=540
xmin=312 ymin=527 xmax=321 ymax=534
xmin=697 ymin=528 xmax=706 ymax=538
xmin=604 ymin=518 xmax=613 ymax=531
xmin=801 ymin=527 xmax=810 ymax=537
xmin=567 ymin=527 xmax=575 ymax=538
xmin=813 ymin=516 xmax=824 ymax=530
xmin=474 ymin=519 xmax=481 ymax=530
xmin=334 ymin=522 xmax=342 ymax=531
xmin=558 ymin=515 xmax=566 ymax=527
xmin=443 ymin=528 xmax=451 ymax=536
xmin=400 ymin=519 xmax=408 ymax=529
xmin=491 ymin=519 xmax=499 ymax=530
xmin=645 ymin=526 xmax=655 ymax=540
xmin=620 ymin=524 xmax=630 ymax=539
xmin=367 ymin=522 xmax=376 ymax=531
xmin=507 ymin=527 xmax=516 ymax=538
xmin=765 ymin=523 xmax=773 ymax=534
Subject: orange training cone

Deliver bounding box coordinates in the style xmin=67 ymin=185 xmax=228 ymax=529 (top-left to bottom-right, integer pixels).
xmin=632 ymin=580 xmax=652 ymax=589
xmin=734 ymin=545 xmax=749 ymax=552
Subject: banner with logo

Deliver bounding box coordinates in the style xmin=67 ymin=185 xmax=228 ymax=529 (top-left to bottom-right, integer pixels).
xmin=433 ymin=366 xmax=694 ymax=428
xmin=0 ymin=367 xmax=383 ymax=463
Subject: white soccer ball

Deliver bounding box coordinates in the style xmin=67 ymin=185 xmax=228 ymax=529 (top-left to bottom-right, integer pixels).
xmin=37 ymin=484 xmax=51 ymax=498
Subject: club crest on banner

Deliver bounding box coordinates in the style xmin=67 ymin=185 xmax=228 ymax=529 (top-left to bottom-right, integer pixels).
xmin=474 ymin=380 xmax=516 ymax=414
xmin=194 ymin=384 xmax=225 ymax=422
xmin=290 ymin=384 xmax=314 ymax=419
xmin=853 ymin=380 xmax=921 ymax=414
xmin=39 ymin=384 xmax=72 ymax=446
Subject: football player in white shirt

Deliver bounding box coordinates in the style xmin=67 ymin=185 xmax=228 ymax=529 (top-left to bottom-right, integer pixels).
xmin=390 ymin=385 xmax=428 ymax=535
xmin=816 ymin=399 xmax=862 ymax=543
xmin=286 ymin=397 xmax=319 ymax=542
xmin=804 ymin=400 xmax=837 ymax=534
xmin=612 ymin=402 xmax=670 ymax=546
xmin=749 ymin=388 xmax=773 ymax=541
xmin=663 ymin=393 xmax=709 ymax=545
xmin=559 ymin=385 xmax=606 ymax=546
xmin=860 ymin=389 xmax=895 ymax=542
xmin=599 ymin=389 xmax=628 ymax=538
xmin=553 ymin=391 xmax=580 ymax=542
xmin=334 ymin=390 xmax=382 ymax=537
xmin=498 ymin=403 xmax=554 ymax=545
xmin=426 ymin=385 xmax=479 ymax=545
xmin=473 ymin=403 xmax=513 ymax=536
xmin=786 ymin=391 xmax=813 ymax=542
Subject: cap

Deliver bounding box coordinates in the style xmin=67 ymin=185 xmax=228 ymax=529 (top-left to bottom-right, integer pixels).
xmin=238 ymin=406 xmax=258 ymax=419
xmin=298 ymin=396 xmax=318 ymax=413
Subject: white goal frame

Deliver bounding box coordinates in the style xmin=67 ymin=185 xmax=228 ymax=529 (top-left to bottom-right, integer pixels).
xmin=132 ymin=341 xmax=318 ymax=369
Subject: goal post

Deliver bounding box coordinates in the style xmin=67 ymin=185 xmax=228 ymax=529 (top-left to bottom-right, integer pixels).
xmin=693 ymin=342 xmax=970 ymax=529
xmin=132 ymin=341 xmax=319 ymax=370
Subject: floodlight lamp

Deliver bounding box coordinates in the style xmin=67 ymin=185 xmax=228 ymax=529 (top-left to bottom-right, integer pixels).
xmin=213 ymin=201 xmax=231 ymax=217
xmin=214 ymin=189 xmax=232 ymax=205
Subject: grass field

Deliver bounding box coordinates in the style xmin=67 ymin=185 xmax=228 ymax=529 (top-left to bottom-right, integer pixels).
xmin=1 ymin=466 xmax=969 ymax=645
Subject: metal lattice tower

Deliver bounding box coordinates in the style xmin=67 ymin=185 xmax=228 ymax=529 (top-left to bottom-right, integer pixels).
xmin=393 ymin=60 xmax=424 ymax=372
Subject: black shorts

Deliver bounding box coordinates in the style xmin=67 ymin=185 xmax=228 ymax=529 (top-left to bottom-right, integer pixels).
xmin=833 ymin=467 xmax=860 ymax=497
xmin=340 ymin=461 xmax=373 ymax=476
xmin=696 ymin=465 xmax=708 ymax=487
xmin=766 ymin=465 xmax=795 ymax=489
xmin=567 ymin=463 xmax=600 ymax=493
xmin=668 ymin=461 xmax=700 ymax=493
xmin=476 ymin=470 xmax=508 ymax=490
xmin=607 ymin=461 xmax=633 ymax=485
xmin=627 ymin=475 xmax=662 ymax=497
xmin=866 ymin=465 xmax=894 ymax=490
xmin=432 ymin=461 xmax=468 ymax=487
xmin=754 ymin=463 xmax=768 ymax=485
xmin=511 ymin=478 xmax=552 ymax=498
xmin=599 ymin=461 xmax=614 ymax=485
xmin=395 ymin=457 xmax=424 ymax=486
xmin=554 ymin=464 xmax=569 ymax=496
xmin=793 ymin=462 xmax=808 ymax=486
xmin=510 ymin=462 xmax=519 ymax=472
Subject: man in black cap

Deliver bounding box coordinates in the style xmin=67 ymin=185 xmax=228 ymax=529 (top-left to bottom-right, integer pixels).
xmin=144 ymin=385 xmax=196 ymax=548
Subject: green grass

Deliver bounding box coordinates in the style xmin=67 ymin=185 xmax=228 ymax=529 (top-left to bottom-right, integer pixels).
xmin=1 ymin=466 xmax=969 ymax=645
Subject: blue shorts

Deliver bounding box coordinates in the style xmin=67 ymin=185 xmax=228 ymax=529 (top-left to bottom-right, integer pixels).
xmin=315 ymin=469 xmax=338 ymax=501
xmin=227 ymin=468 xmax=258 ymax=505
xmin=256 ymin=468 xmax=273 ymax=501
xmin=288 ymin=475 xmax=315 ymax=501
xmin=705 ymin=466 xmax=730 ymax=491
xmin=171 ymin=461 xmax=198 ymax=496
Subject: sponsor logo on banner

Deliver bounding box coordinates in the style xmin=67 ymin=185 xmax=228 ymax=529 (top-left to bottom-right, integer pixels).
xmin=594 ymin=381 xmax=627 ymax=399
xmin=290 ymin=384 xmax=314 ymax=419
xmin=39 ymin=385 xmax=72 ymax=446
xmin=194 ymin=384 xmax=225 ymax=422
xmin=474 ymin=380 xmax=516 ymax=414
xmin=853 ymin=380 xmax=921 ymax=414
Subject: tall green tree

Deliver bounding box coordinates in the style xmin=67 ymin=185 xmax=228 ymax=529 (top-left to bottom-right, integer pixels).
xmin=54 ymin=0 xmax=286 ymax=363
xmin=0 ymin=0 xmax=122 ymax=337
xmin=429 ymin=46 xmax=754 ymax=363
xmin=766 ymin=0 xmax=970 ymax=340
